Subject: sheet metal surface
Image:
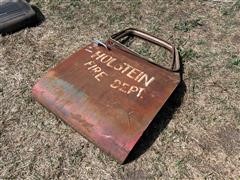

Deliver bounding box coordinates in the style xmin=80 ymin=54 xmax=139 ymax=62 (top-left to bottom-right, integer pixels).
xmin=33 ymin=30 xmax=180 ymax=163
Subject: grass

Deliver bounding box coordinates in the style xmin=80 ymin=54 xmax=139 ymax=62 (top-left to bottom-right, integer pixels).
xmin=222 ymin=0 xmax=240 ymax=16
xmin=0 ymin=0 xmax=240 ymax=179
xmin=174 ymin=18 xmax=203 ymax=32
xmin=178 ymin=48 xmax=199 ymax=61
xmin=226 ymin=56 xmax=240 ymax=72
xmin=231 ymin=57 xmax=240 ymax=66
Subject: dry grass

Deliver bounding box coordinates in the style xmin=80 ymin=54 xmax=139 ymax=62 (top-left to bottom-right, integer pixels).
xmin=0 ymin=0 xmax=240 ymax=179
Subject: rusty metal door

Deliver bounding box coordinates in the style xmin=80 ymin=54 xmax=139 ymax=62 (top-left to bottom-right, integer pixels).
xmin=32 ymin=28 xmax=181 ymax=163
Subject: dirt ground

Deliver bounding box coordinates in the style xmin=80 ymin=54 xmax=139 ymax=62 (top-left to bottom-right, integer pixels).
xmin=0 ymin=0 xmax=240 ymax=179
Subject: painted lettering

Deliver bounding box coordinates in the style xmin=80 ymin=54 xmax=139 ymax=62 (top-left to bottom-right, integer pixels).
xmin=113 ymin=64 xmax=123 ymax=71
xmin=138 ymin=74 xmax=155 ymax=87
xmin=91 ymin=51 xmax=106 ymax=60
xmin=135 ymin=71 xmax=144 ymax=81
xmin=106 ymin=58 xmax=117 ymax=68
xmin=99 ymin=55 xmax=110 ymax=63
xmin=121 ymin=63 xmax=133 ymax=74
xmin=110 ymin=79 xmax=121 ymax=89
xmin=91 ymin=66 xmax=102 ymax=73
xmin=84 ymin=61 xmax=95 ymax=66
xmin=95 ymin=72 xmax=108 ymax=81
xmin=126 ymin=68 xmax=141 ymax=80
xmin=127 ymin=86 xmax=139 ymax=94
xmin=119 ymin=82 xmax=130 ymax=93
xmin=85 ymin=50 xmax=157 ymax=98
xmin=110 ymin=79 xmax=145 ymax=98
xmin=137 ymin=88 xmax=145 ymax=97
xmin=87 ymin=64 xmax=97 ymax=70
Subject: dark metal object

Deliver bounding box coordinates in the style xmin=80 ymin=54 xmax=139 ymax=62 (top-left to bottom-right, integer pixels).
xmin=0 ymin=0 xmax=35 ymax=34
xmin=32 ymin=28 xmax=181 ymax=164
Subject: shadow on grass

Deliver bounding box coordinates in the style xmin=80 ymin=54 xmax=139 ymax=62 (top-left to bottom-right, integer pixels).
xmin=1 ymin=5 xmax=45 ymax=36
xmin=31 ymin=5 xmax=45 ymax=26
xmin=124 ymin=55 xmax=186 ymax=164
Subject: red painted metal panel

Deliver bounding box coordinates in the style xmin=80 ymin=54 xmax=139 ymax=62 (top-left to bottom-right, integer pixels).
xmin=32 ymin=29 xmax=181 ymax=163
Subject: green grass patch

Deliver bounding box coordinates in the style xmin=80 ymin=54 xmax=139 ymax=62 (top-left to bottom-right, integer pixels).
xmin=222 ymin=0 xmax=240 ymax=16
xmin=178 ymin=48 xmax=199 ymax=61
xmin=174 ymin=18 xmax=203 ymax=32
xmin=227 ymin=56 xmax=240 ymax=71
xmin=231 ymin=57 xmax=240 ymax=66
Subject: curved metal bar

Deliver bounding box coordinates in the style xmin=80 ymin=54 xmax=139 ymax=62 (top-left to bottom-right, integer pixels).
xmin=109 ymin=28 xmax=180 ymax=72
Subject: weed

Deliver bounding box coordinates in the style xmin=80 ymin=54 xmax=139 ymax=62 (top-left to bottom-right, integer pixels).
xmin=178 ymin=48 xmax=199 ymax=61
xmin=231 ymin=57 xmax=240 ymax=66
xmin=226 ymin=56 xmax=240 ymax=71
xmin=222 ymin=0 xmax=240 ymax=16
xmin=108 ymin=14 xmax=126 ymax=25
xmin=174 ymin=18 xmax=203 ymax=32
xmin=196 ymin=39 xmax=207 ymax=45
